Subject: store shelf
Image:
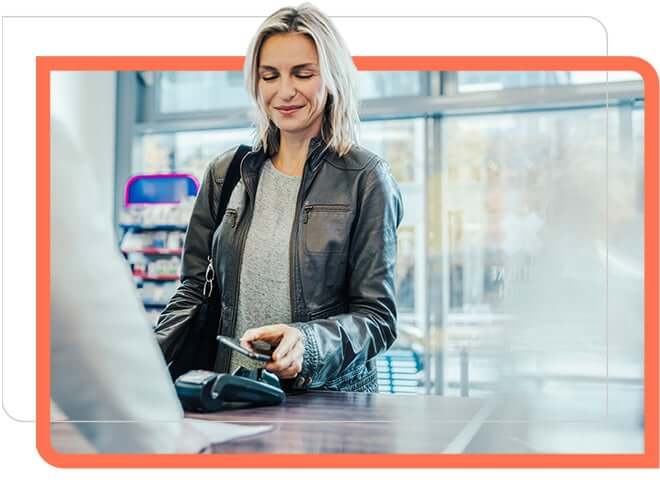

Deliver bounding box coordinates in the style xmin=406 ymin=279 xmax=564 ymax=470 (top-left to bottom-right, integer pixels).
xmin=122 ymin=247 xmax=183 ymax=256
xmin=133 ymin=272 xmax=180 ymax=282
xmin=120 ymin=180 xmax=192 ymax=326
xmin=376 ymin=348 xmax=424 ymax=394
xmin=120 ymin=223 xmax=188 ymax=232
xmin=143 ymin=301 xmax=169 ymax=309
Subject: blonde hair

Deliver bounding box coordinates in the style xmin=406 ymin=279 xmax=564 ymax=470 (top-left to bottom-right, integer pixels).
xmin=244 ymin=3 xmax=360 ymax=157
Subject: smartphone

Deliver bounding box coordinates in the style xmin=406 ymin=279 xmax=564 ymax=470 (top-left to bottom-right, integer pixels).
xmin=217 ymin=336 xmax=272 ymax=362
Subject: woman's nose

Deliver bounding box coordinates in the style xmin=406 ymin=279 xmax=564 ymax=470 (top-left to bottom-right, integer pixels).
xmin=277 ymin=76 xmax=297 ymax=99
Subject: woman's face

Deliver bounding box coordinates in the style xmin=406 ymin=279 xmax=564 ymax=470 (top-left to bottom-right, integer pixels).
xmin=257 ymin=32 xmax=328 ymax=141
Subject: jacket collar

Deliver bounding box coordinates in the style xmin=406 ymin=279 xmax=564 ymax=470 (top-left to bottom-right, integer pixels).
xmin=243 ymin=134 xmax=328 ymax=179
xmin=307 ymin=134 xmax=328 ymax=173
xmin=240 ymin=134 xmax=332 ymax=202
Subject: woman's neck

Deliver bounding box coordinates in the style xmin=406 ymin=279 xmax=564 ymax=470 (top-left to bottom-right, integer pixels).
xmin=271 ymin=132 xmax=317 ymax=177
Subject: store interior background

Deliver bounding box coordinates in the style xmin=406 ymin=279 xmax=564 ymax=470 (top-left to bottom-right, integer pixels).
xmin=51 ymin=69 xmax=645 ymax=453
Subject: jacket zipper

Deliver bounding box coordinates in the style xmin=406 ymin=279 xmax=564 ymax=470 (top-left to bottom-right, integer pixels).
xmin=302 ymin=204 xmax=351 ymax=224
xmin=225 ymin=208 xmax=238 ymax=228
xmin=289 ymin=141 xmax=323 ymax=323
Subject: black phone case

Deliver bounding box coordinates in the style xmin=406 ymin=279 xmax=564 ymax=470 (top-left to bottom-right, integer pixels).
xmin=217 ymin=336 xmax=272 ymax=362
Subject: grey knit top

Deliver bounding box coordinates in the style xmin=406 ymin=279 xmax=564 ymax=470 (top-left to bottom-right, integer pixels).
xmin=227 ymin=158 xmax=302 ymax=372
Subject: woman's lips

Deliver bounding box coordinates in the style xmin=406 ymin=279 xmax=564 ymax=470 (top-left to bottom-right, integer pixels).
xmin=276 ymin=105 xmax=303 ymax=115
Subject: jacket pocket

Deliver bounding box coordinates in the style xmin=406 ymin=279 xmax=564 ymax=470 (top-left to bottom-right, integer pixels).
xmin=302 ymin=203 xmax=351 ymax=254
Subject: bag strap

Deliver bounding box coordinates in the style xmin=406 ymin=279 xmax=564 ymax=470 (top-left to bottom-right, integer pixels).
xmin=206 ymin=144 xmax=251 ymax=254
xmin=201 ymin=145 xmax=251 ymax=301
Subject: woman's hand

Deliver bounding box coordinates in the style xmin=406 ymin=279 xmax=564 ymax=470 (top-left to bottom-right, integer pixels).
xmin=240 ymin=324 xmax=304 ymax=379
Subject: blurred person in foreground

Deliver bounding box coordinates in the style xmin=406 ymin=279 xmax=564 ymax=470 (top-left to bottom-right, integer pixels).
xmin=51 ymin=119 xmax=209 ymax=453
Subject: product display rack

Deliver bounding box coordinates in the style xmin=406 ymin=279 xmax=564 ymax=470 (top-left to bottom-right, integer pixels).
xmin=376 ymin=348 xmax=425 ymax=394
xmin=120 ymin=223 xmax=186 ymax=326
xmin=119 ymin=174 xmax=199 ymax=326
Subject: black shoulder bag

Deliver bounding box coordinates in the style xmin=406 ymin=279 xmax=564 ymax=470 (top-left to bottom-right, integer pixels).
xmin=165 ymin=145 xmax=251 ymax=380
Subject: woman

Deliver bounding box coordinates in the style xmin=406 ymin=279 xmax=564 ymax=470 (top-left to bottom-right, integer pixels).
xmin=156 ymin=3 xmax=403 ymax=392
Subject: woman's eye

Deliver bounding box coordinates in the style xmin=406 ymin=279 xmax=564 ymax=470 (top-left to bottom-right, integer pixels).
xmin=296 ymin=74 xmax=313 ymax=79
xmin=262 ymin=75 xmax=277 ymax=81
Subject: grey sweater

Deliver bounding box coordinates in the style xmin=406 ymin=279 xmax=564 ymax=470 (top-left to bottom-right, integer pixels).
xmin=226 ymin=158 xmax=302 ymax=372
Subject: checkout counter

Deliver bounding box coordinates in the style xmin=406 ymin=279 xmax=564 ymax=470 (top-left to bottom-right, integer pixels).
xmin=50 ymin=390 xmax=533 ymax=454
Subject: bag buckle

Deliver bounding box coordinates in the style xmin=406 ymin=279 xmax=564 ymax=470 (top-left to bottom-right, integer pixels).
xmin=203 ymin=257 xmax=214 ymax=298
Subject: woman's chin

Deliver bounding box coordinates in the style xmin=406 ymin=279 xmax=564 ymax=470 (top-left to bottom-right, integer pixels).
xmin=275 ymin=123 xmax=310 ymax=135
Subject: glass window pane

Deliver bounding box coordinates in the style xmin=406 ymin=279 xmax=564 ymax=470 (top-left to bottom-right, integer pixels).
xmin=132 ymin=128 xmax=253 ymax=182
xmin=433 ymin=104 xmax=643 ymax=428
xmin=567 ymin=71 xmax=643 ymax=84
xmin=359 ymin=71 xmax=424 ymax=99
xmin=457 ymin=71 xmax=641 ymax=93
xmin=360 ymin=119 xmax=425 ymax=184
xmin=361 ymin=119 xmax=426 ymax=330
xmin=158 ymin=71 xmax=251 ymax=113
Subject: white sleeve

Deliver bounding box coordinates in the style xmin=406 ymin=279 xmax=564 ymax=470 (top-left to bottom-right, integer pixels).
xmin=50 ymin=119 xmax=186 ymax=453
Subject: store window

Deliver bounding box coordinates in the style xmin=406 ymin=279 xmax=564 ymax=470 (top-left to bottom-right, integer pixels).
xmin=157 ymin=71 xmax=250 ymax=114
xmin=132 ymin=128 xmax=253 ymax=182
xmin=439 ymin=104 xmax=642 ymax=315
xmin=358 ymin=71 xmax=426 ymax=99
xmin=361 ymin=118 xmax=426 ymax=324
xmin=360 ymin=118 xmax=425 ymax=183
xmin=436 ymin=102 xmax=643 ymax=406
xmin=457 ymin=71 xmax=641 ymax=93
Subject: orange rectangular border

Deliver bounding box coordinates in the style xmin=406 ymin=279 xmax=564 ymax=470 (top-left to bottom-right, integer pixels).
xmin=36 ymin=56 xmax=659 ymax=468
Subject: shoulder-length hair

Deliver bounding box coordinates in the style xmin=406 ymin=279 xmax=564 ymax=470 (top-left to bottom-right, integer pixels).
xmin=243 ymin=3 xmax=360 ymax=157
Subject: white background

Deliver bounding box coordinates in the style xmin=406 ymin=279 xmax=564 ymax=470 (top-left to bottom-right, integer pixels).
xmin=1 ymin=0 xmax=659 ymax=497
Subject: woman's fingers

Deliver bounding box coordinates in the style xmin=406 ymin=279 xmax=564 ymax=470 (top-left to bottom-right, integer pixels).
xmin=272 ymin=327 xmax=303 ymax=361
xmin=240 ymin=325 xmax=305 ymax=379
xmin=278 ymin=359 xmax=303 ymax=379
xmin=271 ymin=335 xmax=295 ymax=362
xmin=272 ymin=347 xmax=303 ymax=379
xmin=266 ymin=341 xmax=303 ymax=375
xmin=240 ymin=324 xmax=286 ymax=349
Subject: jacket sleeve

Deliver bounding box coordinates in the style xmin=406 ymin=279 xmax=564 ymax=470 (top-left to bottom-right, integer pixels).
xmin=154 ymin=148 xmax=236 ymax=351
xmin=291 ymin=160 xmax=404 ymax=388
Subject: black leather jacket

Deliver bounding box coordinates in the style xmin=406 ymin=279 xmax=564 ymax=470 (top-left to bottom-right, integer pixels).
xmin=155 ymin=136 xmax=403 ymax=392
